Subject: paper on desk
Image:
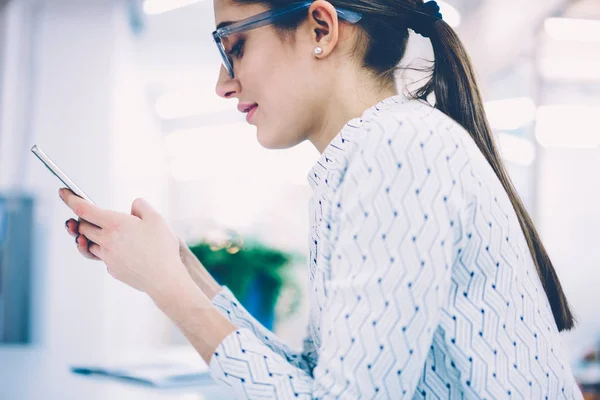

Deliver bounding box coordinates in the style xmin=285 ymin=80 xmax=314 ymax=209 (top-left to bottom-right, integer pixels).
xmin=70 ymin=346 xmax=212 ymax=389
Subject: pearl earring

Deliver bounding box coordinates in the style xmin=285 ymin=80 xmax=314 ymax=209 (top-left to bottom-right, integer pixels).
xmin=314 ymin=47 xmax=323 ymax=56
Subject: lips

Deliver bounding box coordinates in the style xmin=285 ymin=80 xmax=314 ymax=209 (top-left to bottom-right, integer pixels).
xmin=246 ymin=105 xmax=258 ymax=123
xmin=237 ymin=103 xmax=258 ymax=113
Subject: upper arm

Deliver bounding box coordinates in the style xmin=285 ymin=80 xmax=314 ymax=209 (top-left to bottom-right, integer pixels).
xmin=310 ymin=115 xmax=461 ymax=397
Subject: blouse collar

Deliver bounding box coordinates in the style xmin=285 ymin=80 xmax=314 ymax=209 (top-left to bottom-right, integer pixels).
xmin=307 ymin=93 xmax=410 ymax=196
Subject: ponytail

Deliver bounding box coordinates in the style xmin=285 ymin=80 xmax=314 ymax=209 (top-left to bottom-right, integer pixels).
xmin=414 ymin=16 xmax=575 ymax=331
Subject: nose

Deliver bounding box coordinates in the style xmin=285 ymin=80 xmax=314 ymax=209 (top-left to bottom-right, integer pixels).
xmin=215 ymin=64 xmax=240 ymax=99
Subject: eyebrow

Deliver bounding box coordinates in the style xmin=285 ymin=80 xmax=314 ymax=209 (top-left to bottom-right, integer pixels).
xmin=216 ymin=20 xmax=235 ymax=30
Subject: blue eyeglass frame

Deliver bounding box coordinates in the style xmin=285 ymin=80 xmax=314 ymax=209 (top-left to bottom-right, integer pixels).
xmin=212 ymin=1 xmax=363 ymax=79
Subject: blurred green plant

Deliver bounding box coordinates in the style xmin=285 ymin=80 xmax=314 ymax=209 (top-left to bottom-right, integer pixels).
xmin=187 ymin=230 xmax=305 ymax=323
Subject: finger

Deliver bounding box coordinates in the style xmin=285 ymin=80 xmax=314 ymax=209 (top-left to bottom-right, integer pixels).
xmin=59 ymin=188 xmax=116 ymax=228
xmin=77 ymin=219 xmax=104 ymax=246
xmin=130 ymin=198 xmax=155 ymax=220
xmin=88 ymin=241 xmax=103 ymax=260
xmin=75 ymin=234 xmax=101 ymax=260
xmin=65 ymin=219 xmax=79 ymax=237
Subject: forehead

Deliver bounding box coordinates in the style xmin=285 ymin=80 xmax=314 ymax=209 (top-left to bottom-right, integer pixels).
xmin=213 ymin=0 xmax=270 ymax=29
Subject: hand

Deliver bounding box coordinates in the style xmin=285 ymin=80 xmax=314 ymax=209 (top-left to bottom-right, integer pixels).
xmin=59 ymin=188 xmax=188 ymax=297
xmin=65 ymin=220 xmax=222 ymax=300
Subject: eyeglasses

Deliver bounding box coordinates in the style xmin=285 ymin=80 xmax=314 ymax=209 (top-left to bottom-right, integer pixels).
xmin=212 ymin=0 xmax=363 ymax=79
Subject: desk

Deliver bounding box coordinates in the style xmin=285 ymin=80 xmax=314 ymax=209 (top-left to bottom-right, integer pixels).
xmin=0 ymin=347 xmax=232 ymax=400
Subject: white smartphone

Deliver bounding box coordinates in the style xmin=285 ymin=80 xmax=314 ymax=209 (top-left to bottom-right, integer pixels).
xmin=31 ymin=144 xmax=96 ymax=205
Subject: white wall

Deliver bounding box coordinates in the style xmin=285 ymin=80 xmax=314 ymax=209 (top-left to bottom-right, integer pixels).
xmin=537 ymin=147 xmax=600 ymax=360
xmin=0 ymin=0 xmax=37 ymax=189
xmin=535 ymin=79 xmax=600 ymax=360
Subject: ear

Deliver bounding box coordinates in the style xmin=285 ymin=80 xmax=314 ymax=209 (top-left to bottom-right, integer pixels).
xmin=307 ymin=0 xmax=339 ymax=58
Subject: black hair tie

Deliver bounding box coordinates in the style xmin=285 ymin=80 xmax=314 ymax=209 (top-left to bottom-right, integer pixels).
xmin=410 ymin=1 xmax=444 ymax=38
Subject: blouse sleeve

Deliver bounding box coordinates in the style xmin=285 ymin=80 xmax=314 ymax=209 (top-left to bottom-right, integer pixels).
xmin=209 ymin=115 xmax=461 ymax=399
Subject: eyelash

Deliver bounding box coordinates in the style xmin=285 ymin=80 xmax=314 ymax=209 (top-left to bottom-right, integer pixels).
xmin=227 ymin=39 xmax=244 ymax=59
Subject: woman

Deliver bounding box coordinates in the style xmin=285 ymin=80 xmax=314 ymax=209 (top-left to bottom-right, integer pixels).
xmin=62 ymin=0 xmax=583 ymax=398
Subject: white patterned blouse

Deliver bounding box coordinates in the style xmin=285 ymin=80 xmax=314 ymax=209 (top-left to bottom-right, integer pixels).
xmin=208 ymin=94 xmax=583 ymax=400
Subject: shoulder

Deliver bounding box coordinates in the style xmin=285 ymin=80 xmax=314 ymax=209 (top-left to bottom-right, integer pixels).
xmin=344 ymin=98 xmax=471 ymax=181
xmin=334 ymin=98 xmax=476 ymax=216
xmin=341 ymin=98 xmax=465 ymax=173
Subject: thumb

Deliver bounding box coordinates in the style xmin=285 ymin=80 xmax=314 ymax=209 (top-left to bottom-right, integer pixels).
xmin=131 ymin=198 xmax=154 ymax=219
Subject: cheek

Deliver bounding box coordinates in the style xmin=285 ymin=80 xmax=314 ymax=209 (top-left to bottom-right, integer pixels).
xmin=245 ymin=45 xmax=300 ymax=114
xmin=242 ymin=39 xmax=312 ymax=146
xmin=243 ymin=33 xmax=307 ymax=90
xmin=245 ymin=43 xmax=287 ymax=84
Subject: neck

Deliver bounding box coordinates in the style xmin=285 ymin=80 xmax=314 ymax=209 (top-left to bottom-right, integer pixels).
xmin=309 ymin=70 xmax=398 ymax=154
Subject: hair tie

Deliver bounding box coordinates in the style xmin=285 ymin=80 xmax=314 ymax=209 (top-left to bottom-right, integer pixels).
xmin=410 ymin=1 xmax=443 ymax=38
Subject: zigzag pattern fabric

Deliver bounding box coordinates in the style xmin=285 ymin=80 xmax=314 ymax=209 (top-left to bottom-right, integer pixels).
xmin=208 ymin=94 xmax=583 ymax=399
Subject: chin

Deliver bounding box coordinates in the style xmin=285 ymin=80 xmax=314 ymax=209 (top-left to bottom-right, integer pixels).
xmin=255 ymin=127 xmax=290 ymax=150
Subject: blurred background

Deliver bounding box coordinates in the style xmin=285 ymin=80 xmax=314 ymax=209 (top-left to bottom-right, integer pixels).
xmin=0 ymin=0 xmax=599 ymax=397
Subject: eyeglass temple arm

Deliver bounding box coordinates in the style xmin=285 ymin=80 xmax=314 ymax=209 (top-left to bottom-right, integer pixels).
xmin=215 ymin=5 xmax=362 ymax=38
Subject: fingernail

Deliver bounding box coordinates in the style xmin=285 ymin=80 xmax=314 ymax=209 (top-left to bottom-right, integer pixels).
xmin=65 ymin=220 xmax=70 ymax=230
xmin=75 ymin=234 xmax=80 ymax=245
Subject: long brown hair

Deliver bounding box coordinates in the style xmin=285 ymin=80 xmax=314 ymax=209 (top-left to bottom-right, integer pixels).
xmin=233 ymin=0 xmax=575 ymax=331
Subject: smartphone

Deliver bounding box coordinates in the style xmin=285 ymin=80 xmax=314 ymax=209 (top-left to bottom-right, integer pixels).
xmin=31 ymin=144 xmax=96 ymax=205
